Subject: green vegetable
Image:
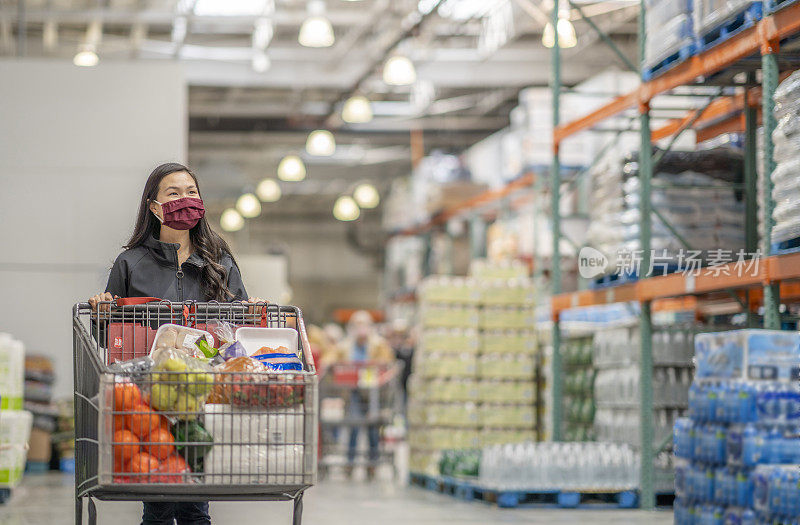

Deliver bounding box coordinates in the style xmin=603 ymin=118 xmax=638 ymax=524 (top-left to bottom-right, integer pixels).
xmin=195 ymin=339 xmax=218 ymax=359
xmin=173 ymin=420 xmax=213 ymax=472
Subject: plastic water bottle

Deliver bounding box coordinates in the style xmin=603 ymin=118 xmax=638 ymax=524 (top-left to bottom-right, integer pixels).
xmin=740 ymin=508 xmax=755 ymax=525
xmin=712 ymin=425 xmax=726 ymax=464
xmin=723 ymin=507 xmax=742 ymax=525
xmin=768 ymin=467 xmax=782 ymax=516
xmin=707 ymin=383 xmax=720 ymax=422
xmin=735 ymin=469 xmax=752 ymax=507
xmin=766 ymin=427 xmax=783 ymax=463
xmin=739 ymin=382 xmax=757 ymax=423
xmin=726 ymin=425 xmax=743 ymax=465
xmin=753 ymin=467 xmax=771 ymax=513
xmin=689 ymin=382 xmax=702 ymax=420
xmin=714 ymin=467 xmax=727 ymax=505
xmin=742 ymin=423 xmax=762 ymax=467
xmin=702 ymin=466 xmax=715 ymax=503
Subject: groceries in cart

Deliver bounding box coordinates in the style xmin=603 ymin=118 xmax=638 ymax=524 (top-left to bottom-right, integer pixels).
xmin=149 ymin=347 xmax=214 ymax=416
xmin=99 ymin=315 xmax=311 ymax=486
xmin=207 ymin=356 xmax=305 ymax=408
xmin=205 ymin=320 xmax=247 ymax=361
xmin=151 ymin=323 xmax=216 ymax=360
xmin=251 ymin=345 xmax=304 ymax=371
xmin=112 ymin=380 xmax=195 ymax=483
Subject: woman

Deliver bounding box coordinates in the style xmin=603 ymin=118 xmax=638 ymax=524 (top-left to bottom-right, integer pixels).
xmin=89 ymin=162 xmax=263 ymax=525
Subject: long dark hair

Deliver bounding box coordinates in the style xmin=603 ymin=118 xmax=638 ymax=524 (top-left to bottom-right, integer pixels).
xmin=125 ymin=162 xmax=236 ymax=301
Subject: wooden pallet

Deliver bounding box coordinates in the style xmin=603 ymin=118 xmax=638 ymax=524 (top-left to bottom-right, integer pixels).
xmin=409 ymin=472 xmax=639 ymax=509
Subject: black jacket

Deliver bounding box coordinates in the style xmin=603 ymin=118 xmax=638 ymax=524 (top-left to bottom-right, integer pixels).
xmin=104 ymin=235 xmax=247 ymax=302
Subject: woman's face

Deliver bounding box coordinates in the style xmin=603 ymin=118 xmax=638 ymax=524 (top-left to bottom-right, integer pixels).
xmin=149 ymin=171 xmax=199 ymax=221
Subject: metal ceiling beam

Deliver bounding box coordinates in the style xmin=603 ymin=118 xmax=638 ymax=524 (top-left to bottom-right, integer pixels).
xmin=323 ymin=0 xmax=446 ymax=123
xmin=9 ymin=8 xmax=373 ymax=27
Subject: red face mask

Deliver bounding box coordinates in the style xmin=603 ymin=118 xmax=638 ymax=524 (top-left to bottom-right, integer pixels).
xmin=154 ymin=197 xmax=205 ymax=230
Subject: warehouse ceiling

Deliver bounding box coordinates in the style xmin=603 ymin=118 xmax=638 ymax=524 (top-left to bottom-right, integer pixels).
xmin=0 ymin=0 xmax=640 ymax=223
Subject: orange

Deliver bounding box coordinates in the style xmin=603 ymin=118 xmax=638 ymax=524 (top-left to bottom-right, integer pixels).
xmin=114 ymin=416 xmax=125 ymax=432
xmin=160 ymin=454 xmax=189 ymax=474
xmin=113 ymin=429 xmax=140 ymax=466
xmin=125 ymin=404 xmax=167 ymax=439
xmin=145 ymin=428 xmax=175 ymax=460
xmin=128 ymin=452 xmax=161 ymax=483
xmin=114 ymin=382 xmax=141 ymax=413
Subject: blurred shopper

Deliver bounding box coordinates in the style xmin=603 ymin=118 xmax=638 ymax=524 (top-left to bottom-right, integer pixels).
xmin=307 ymin=324 xmax=338 ymax=370
xmin=387 ymin=319 xmax=415 ymax=408
xmin=333 ymin=311 xmax=393 ymax=479
xmin=323 ymin=322 xmax=345 ymax=348
xmin=88 ymin=163 xmax=264 ymax=525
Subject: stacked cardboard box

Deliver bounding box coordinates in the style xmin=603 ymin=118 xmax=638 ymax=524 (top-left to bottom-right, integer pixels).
xmin=407 ymin=261 xmax=539 ymax=476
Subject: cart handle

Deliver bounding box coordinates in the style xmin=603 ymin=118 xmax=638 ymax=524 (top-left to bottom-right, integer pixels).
xmin=115 ymin=297 xmax=162 ymax=306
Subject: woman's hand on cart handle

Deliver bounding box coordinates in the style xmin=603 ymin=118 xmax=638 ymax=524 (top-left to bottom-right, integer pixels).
xmin=244 ymin=296 xmax=269 ymax=314
xmin=88 ymin=292 xmax=118 ymax=313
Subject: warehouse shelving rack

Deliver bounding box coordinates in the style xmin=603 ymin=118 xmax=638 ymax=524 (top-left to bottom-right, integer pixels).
xmin=385 ymin=0 xmax=800 ymax=511
xmin=548 ymin=0 xmax=800 ymax=510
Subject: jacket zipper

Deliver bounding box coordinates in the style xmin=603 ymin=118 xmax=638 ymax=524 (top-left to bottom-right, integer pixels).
xmin=175 ymin=246 xmax=184 ymax=302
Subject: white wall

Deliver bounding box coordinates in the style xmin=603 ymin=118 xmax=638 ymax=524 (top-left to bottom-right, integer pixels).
xmin=0 ymin=60 xmax=187 ymax=398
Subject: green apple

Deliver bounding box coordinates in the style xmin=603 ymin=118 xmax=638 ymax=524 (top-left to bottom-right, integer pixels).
xmin=186 ymin=372 xmax=214 ymax=397
xmin=150 ymin=383 xmax=179 ymax=411
xmin=174 ymin=392 xmax=199 ymax=420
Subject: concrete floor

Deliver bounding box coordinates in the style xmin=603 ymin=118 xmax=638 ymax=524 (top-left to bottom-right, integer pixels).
xmin=0 ymin=473 xmax=673 ymax=525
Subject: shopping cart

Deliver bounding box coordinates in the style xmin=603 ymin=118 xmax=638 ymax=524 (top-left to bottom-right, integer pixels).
xmin=73 ymin=299 xmax=318 ymax=525
xmin=317 ymin=362 xmax=401 ymax=479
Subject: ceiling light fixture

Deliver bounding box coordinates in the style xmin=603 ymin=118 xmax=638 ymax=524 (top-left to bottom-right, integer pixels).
xmin=383 ymin=55 xmax=417 ymax=86
xmin=256 ymin=179 xmax=282 ymax=202
xmin=73 ymin=47 xmax=99 ymax=67
xmin=220 ymin=208 xmax=245 ymax=232
xmin=333 ymin=195 xmax=360 ymax=221
xmin=341 ymin=95 xmax=373 ymax=124
xmin=542 ymin=4 xmax=577 ymax=49
xmin=252 ymin=51 xmax=271 ymax=73
xmin=306 ymin=130 xmax=336 ymax=156
xmin=236 ymin=193 xmax=262 ymax=218
xmin=75 ymin=20 xmax=102 ymax=67
xmin=353 ymin=183 xmax=380 ymax=209
xmin=277 ymin=155 xmax=307 ymax=181
xmin=299 ymin=1 xmax=334 ymax=48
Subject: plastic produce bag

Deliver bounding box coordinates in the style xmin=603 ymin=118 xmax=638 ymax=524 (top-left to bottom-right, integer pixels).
xmin=204 ymin=444 xmax=305 ymax=485
xmin=108 ymin=356 xmax=155 ymax=384
xmin=208 ymin=356 xmax=304 ymax=408
xmin=151 ymin=324 xmax=215 ymax=360
xmin=251 ymin=346 xmax=303 ymax=372
xmin=204 ymin=320 xmax=247 ymax=361
xmin=149 ymin=348 xmax=214 ymax=418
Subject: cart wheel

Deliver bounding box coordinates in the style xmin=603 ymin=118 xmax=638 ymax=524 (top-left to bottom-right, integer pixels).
xmin=75 ymin=497 xmax=82 ymax=525
xmin=0 ymin=489 xmax=11 ymax=505
xmin=88 ymin=497 xmax=97 ymax=525
xmin=292 ymin=492 xmax=303 ymax=525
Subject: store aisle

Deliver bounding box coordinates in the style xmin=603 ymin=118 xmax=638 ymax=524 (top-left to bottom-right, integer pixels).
xmin=1 ymin=473 xmax=672 ymax=525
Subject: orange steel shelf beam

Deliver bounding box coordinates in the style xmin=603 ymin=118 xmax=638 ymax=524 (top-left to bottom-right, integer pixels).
xmin=551 ymin=252 xmax=800 ymax=317
xmin=553 ymin=2 xmax=800 ymax=145
xmin=392 ymin=172 xmax=536 ymax=237
xmin=651 ymin=91 xmax=753 ymax=142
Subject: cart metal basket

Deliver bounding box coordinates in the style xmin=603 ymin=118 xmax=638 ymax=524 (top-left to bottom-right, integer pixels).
xmin=73 ymin=300 xmax=318 ymax=525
